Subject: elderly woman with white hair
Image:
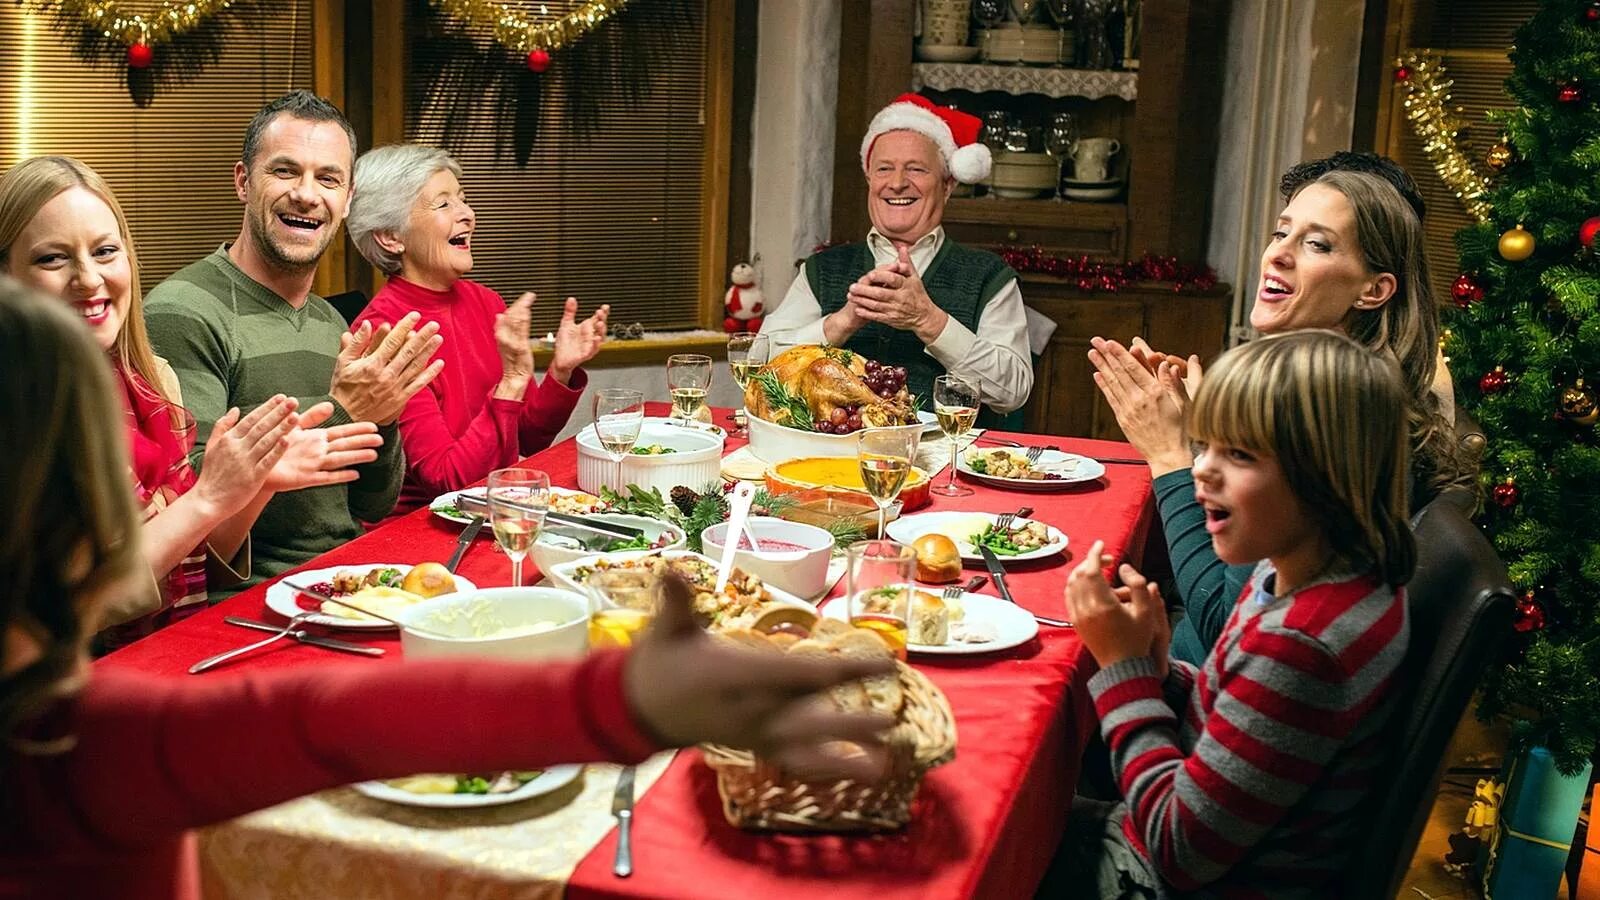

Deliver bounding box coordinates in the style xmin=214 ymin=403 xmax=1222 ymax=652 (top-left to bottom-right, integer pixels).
xmin=348 ymin=143 xmax=607 ymax=514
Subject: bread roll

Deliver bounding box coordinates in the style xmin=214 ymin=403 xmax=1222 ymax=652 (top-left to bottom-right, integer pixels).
xmin=909 ymin=591 xmax=949 ymax=646
xmin=402 ymin=562 xmax=457 ymax=598
xmin=913 ymin=533 xmax=961 ymax=584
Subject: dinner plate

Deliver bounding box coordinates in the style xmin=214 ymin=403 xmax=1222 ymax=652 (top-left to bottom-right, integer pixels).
xmin=353 ymin=764 xmax=584 ymax=809
xmin=886 ymin=510 xmax=1067 ymax=563
xmin=263 ymin=564 xmax=479 ymax=630
xmin=821 ymin=592 xmax=1039 ymax=655
xmin=429 ymin=486 xmax=608 ymax=525
xmin=956 ymin=447 xmax=1106 ymax=492
xmin=544 ymin=549 xmax=815 ymax=611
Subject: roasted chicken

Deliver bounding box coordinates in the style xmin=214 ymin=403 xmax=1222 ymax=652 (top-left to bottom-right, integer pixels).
xmin=745 ymin=345 xmax=916 ymax=429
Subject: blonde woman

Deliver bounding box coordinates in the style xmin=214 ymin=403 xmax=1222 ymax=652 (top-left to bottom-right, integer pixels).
xmin=0 ymin=279 xmax=893 ymax=898
xmin=0 ymin=157 xmax=382 ymax=646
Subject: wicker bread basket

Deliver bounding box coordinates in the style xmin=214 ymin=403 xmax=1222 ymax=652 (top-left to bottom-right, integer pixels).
xmin=701 ymin=660 xmax=956 ymax=832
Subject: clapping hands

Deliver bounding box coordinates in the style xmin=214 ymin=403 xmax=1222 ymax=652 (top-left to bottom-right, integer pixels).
xmin=844 ymin=245 xmax=948 ymax=342
xmin=549 ymin=296 xmax=607 ymax=385
xmin=1087 ymin=337 xmax=1201 ymax=478
xmin=1064 ymin=540 xmax=1170 ymax=678
xmin=331 ymin=312 xmax=445 ymax=425
xmin=262 ymin=401 xmax=383 ymax=493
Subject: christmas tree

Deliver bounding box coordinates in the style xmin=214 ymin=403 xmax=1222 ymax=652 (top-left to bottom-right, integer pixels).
xmin=1445 ymin=0 xmax=1600 ymax=776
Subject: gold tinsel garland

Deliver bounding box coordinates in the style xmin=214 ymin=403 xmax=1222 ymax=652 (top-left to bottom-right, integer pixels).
xmin=24 ymin=0 xmax=237 ymax=47
xmin=1395 ymin=51 xmax=1494 ymax=223
xmin=429 ymin=0 xmax=631 ymax=54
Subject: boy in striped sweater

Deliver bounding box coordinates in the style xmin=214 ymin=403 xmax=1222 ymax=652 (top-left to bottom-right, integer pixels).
xmin=1057 ymin=331 xmax=1415 ymax=898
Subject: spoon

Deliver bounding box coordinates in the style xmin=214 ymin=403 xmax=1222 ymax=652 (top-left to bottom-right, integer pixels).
xmin=715 ymin=481 xmax=757 ymax=594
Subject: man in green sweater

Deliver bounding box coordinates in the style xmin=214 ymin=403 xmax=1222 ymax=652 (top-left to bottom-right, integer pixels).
xmin=146 ymin=91 xmax=444 ymax=596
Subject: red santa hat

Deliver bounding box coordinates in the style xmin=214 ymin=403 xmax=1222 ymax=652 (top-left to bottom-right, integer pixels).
xmin=859 ymin=93 xmax=992 ymax=185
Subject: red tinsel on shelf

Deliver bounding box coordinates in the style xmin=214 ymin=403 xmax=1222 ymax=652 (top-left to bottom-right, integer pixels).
xmin=997 ymin=247 xmax=1220 ymax=294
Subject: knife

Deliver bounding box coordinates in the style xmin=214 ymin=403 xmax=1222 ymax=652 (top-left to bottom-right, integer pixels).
xmin=222 ymin=616 xmax=385 ymax=657
xmin=612 ymin=765 xmax=636 ymax=877
xmin=446 ymin=515 xmax=484 ymax=572
xmin=977 ymin=545 xmax=1073 ymax=628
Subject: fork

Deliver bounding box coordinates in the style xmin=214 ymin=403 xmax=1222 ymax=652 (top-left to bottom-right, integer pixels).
xmin=1025 ymin=445 xmax=1047 ymax=465
xmin=993 ymin=512 xmax=1016 ymax=532
xmin=942 ymin=584 xmax=965 ymax=604
xmin=190 ymin=611 xmax=316 ymax=674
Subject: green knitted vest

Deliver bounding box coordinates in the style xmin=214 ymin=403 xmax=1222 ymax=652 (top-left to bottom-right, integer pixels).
xmin=805 ymin=239 xmax=1021 ymax=428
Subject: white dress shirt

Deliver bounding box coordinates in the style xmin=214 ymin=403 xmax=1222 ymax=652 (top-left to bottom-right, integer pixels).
xmin=760 ymin=227 xmax=1033 ymax=414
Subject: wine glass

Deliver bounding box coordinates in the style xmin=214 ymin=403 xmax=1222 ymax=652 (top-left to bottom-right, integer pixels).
xmin=979 ymin=110 xmax=1011 ymax=199
xmin=487 ymin=468 xmax=550 ymax=587
xmin=592 ymin=388 xmax=645 ymax=491
xmin=972 ymin=0 xmax=1006 ymax=58
xmin=666 ymin=353 xmax=713 ymax=428
xmin=845 ymin=539 xmax=916 ymax=659
xmin=932 ymin=375 xmax=979 ymax=497
xmin=857 ymin=426 xmax=919 ymax=539
xmin=727 ymin=333 xmax=770 ymax=437
xmin=1045 ymin=112 xmax=1078 ymax=200
xmin=586 ymin=566 xmax=660 ymax=649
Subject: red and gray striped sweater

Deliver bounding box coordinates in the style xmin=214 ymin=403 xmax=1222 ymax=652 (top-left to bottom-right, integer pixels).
xmin=1088 ymin=563 xmax=1409 ymax=898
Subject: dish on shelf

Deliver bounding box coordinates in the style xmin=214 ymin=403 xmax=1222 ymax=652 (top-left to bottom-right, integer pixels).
xmin=916 ymin=43 xmax=980 ymax=63
xmin=1063 ymin=184 xmax=1123 ymax=201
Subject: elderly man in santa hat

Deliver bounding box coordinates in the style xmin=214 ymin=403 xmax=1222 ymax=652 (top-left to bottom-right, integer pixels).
xmin=760 ymin=94 xmax=1031 ymax=426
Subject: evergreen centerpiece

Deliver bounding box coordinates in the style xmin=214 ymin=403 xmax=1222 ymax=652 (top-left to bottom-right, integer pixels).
xmin=1450 ymin=0 xmax=1600 ymax=775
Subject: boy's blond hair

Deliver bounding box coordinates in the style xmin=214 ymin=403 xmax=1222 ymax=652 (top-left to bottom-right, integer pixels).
xmin=1187 ymin=329 xmax=1416 ymax=587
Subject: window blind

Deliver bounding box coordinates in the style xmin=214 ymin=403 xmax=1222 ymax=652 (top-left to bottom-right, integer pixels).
xmin=404 ymin=0 xmax=708 ymax=332
xmin=0 ymin=2 xmax=314 ymax=286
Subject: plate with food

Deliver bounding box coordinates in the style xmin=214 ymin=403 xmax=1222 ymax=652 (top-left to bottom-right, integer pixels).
xmin=354 ymin=764 xmax=584 ymax=809
xmin=887 ymin=511 xmax=1067 ymax=564
xmin=429 ymin=486 xmax=608 ymax=525
xmin=545 ymin=549 xmax=813 ymax=632
xmin=264 ymin=562 xmax=476 ymax=630
xmin=821 ymin=588 xmax=1038 ymax=655
xmin=957 ymin=448 xmax=1106 ymax=491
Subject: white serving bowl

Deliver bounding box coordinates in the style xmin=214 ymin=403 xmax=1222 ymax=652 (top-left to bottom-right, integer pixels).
xmin=529 ymin=513 xmax=686 ymax=577
xmin=746 ymin=414 xmax=926 ymax=462
xmin=575 ymin=417 xmax=724 ymax=495
xmin=398 ymin=586 xmax=588 ymax=662
xmin=700 ymin=516 xmax=836 ymax=600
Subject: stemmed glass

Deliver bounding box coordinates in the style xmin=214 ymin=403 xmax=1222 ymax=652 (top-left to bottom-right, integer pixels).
xmin=857 ymin=426 xmax=919 ymax=539
xmin=592 ymin=388 xmax=645 ymax=491
xmin=972 ymin=0 xmax=1006 ymax=58
xmin=1046 ymin=112 xmax=1078 ymax=201
xmin=932 ymin=375 xmax=979 ymax=497
xmin=487 ymin=468 xmax=550 ymax=587
xmin=979 ymin=110 xmax=1011 ymax=199
xmin=666 ymin=353 xmax=712 ymax=428
xmin=727 ymin=333 xmax=770 ymax=437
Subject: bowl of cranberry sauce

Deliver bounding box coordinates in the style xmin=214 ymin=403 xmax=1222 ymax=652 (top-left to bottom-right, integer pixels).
xmin=701 ymin=516 xmax=835 ymax=602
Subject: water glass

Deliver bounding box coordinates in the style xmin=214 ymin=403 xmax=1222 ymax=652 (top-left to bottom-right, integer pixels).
xmin=845 ymin=539 xmax=916 ymax=659
xmin=487 ymin=468 xmax=550 ymax=587
xmin=586 ymin=566 xmax=659 ymax=649
xmin=592 ymin=388 xmax=645 ymax=491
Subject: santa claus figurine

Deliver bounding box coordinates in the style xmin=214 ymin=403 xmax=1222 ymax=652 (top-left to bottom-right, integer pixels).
xmin=724 ymin=262 xmax=764 ymax=333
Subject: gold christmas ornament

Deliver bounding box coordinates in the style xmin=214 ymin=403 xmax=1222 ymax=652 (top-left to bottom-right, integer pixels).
xmin=1499 ymin=224 xmax=1536 ymax=261
xmin=20 ymin=0 xmax=237 ymax=49
xmin=1486 ymin=141 xmax=1514 ymax=171
xmin=1562 ymin=378 xmax=1599 ymax=426
xmin=1394 ymin=52 xmax=1493 ymax=223
xmin=430 ymin=0 xmax=630 ymax=54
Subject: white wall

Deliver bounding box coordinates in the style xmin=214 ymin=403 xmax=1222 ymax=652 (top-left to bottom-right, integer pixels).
xmin=747 ymin=0 xmax=842 ymax=308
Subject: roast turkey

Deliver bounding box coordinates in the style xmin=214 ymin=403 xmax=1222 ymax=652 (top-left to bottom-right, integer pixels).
xmin=745 ymin=345 xmax=916 ymax=428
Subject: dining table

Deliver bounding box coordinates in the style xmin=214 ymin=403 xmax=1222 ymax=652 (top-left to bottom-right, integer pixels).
xmin=97 ymin=405 xmax=1156 ymax=900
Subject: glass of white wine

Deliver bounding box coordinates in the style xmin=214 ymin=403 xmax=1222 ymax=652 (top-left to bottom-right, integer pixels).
xmin=487 ymin=468 xmax=550 ymax=587
xmin=932 ymin=374 xmax=979 ymax=497
xmin=845 ymin=539 xmax=916 ymax=659
xmin=586 ymin=566 xmax=659 ymax=649
xmin=857 ymin=426 xmax=918 ymax=538
xmin=592 ymin=388 xmax=645 ymax=491
xmin=666 ymin=353 xmax=713 ymax=428
xmin=727 ymin=333 xmax=769 ymax=437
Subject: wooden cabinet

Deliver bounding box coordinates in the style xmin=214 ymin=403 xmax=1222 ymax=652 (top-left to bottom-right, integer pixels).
xmin=1021 ymin=279 xmax=1231 ymax=440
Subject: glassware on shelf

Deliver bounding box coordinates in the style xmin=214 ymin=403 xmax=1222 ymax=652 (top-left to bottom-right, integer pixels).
xmin=1042 ymin=0 xmax=1075 ymax=64
xmin=972 ymin=0 xmax=1006 ymax=58
xmin=1003 ymin=124 xmax=1033 ymax=153
xmin=1075 ymin=0 xmax=1114 ymax=70
xmin=1045 ymin=112 xmax=1078 ymax=200
xmin=978 ymin=110 xmax=1011 ymax=199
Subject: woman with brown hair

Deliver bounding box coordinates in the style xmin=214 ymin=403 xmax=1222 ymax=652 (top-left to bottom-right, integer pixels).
xmin=1089 ymin=166 xmax=1471 ymax=665
xmin=0 ymin=156 xmax=383 ymax=646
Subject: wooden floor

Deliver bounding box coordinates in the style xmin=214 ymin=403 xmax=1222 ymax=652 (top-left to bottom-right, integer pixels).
xmin=1397 ymin=706 xmax=1518 ymax=900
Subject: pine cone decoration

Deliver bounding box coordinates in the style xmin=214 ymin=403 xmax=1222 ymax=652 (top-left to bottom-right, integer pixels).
xmin=671 ymin=486 xmax=701 ymax=517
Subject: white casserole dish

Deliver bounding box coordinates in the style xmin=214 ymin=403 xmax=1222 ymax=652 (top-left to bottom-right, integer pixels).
xmin=575 ymin=417 xmax=724 ymax=495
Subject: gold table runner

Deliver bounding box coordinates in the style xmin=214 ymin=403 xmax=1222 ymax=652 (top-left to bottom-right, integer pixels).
xmin=198 ymin=754 xmax=674 ymax=900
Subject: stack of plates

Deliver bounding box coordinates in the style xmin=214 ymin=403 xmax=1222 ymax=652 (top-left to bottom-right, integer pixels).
xmin=916 ymin=43 xmax=980 ymax=63
xmin=979 ymin=24 xmax=1063 ymax=65
xmin=1062 ymin=177 xmax=1123 ymax=201
xmin=991 ymin=151 xmax=1057 ymax=199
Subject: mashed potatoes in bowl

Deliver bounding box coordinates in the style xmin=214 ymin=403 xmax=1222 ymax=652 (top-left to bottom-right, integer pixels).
xmin=398 ymin=587 xmax=589 ymax=662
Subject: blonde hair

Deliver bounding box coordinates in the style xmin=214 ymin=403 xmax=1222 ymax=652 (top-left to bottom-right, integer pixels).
xmin=1292 ymin=169 xmax=1469 ymax=498
xmin=0 ymin=156 xmax=180 ymax=427
xmin=1188 ymin=330 xmax=1416 ymax=587
xmin=0 ymin=279 xmax=143 ymax=753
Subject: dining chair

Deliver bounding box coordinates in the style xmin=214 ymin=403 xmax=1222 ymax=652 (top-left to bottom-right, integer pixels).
xmin=1340 ymin=487 xmax=1515 ymax=899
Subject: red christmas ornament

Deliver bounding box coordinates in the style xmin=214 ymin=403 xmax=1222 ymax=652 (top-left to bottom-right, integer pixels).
xmin=1580 ymin=216 xmax=1600 ymax=249
xmin=1491 ymin=478 xmax=1520 ymax=510
xmin=1558 ymin=82 xmax=1585 ymax=104
xmin=525 ymin=49 xmax=551 ymax=73
xmin=1513 ymin=591 xmax=1547 ymax=633
xmin=1585 ymin=2 xmax=1600 ymax=23
xmin=1450 ymin=273 xmax=1484 ymax=307
xmin=126 ymin=42 xmax=154 ymax=69
xmin=1479 ymin=366 xmax=1508 ymax=395
xmin=1394 ymin=65 xmax=1411 ymax=82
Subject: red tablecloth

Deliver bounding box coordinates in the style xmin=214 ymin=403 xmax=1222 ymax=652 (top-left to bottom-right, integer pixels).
xmin=99 ymin=408 xmax=1154 ymax=899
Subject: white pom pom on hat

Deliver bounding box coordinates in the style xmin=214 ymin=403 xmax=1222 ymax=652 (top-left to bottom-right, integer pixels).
xmin=859 ymin=93 xmax=993 ymax=185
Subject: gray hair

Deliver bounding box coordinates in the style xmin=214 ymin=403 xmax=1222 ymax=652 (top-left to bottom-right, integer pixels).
xmin=348 ymin=144 xmax=464 ymax=276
